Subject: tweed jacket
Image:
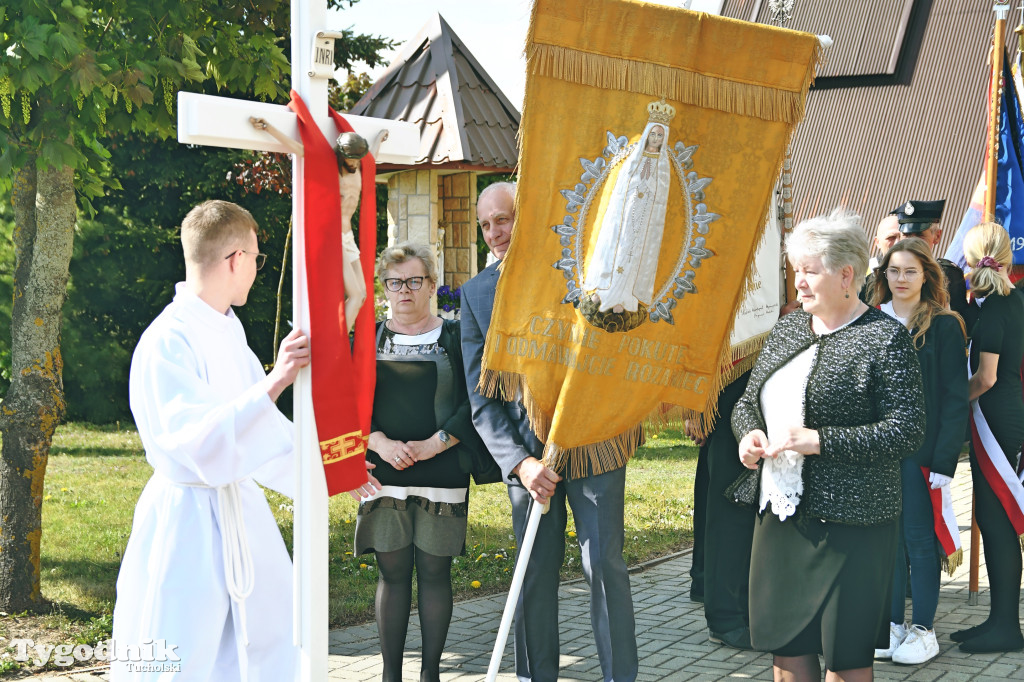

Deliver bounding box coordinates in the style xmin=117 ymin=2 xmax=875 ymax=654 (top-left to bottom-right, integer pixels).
xmin=732 ymin=306 xmax=926 ymax=525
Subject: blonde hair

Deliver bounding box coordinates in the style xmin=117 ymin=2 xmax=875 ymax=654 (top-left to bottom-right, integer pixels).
xmin=964 ymin=222 xmax=1013 ymax=297
xmin=787 ymin=208 xmax=870 ymax=288
xmin=181 ymin=200 xmax=258 ymax=268
xmin=870 ymin=237 xmax=965 ymax=348
xmin=376 ymin=241 xmax=439 ymax=282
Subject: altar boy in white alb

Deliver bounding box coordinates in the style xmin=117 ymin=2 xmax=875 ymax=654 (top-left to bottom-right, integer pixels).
xmin=112 ymin=200 xmax=309 ymax=681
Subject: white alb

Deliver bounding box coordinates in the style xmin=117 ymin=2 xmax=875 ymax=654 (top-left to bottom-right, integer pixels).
xmin=111 ymin=284 xmax=299 ymax=681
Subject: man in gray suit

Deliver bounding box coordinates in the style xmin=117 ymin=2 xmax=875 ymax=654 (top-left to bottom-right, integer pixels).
xmin=461 ymin=182 xmax=638 ymax=682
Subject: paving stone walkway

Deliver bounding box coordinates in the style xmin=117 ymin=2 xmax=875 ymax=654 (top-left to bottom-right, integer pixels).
xmin=34 ymin=456 xmax=1024 ymax=680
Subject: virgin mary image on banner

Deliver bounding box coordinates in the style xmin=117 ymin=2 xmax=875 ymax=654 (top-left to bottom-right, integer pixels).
xmin=582 ymin=103 xmax=674 ymax=317
xmin=481 ymin=0 xmax=822 ymax=459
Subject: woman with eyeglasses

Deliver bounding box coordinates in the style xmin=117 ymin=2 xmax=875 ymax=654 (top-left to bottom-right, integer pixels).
xmin=869 ymin=237 xmax=967 ymax=664
xmin=353 ymin=241 xmax=482 ymax=682
xmin=951 ymin=222 xmax=1024 ymax=653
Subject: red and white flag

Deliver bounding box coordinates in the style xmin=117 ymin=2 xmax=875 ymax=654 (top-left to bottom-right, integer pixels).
xmin=921 ymin=466 xmax=963 ymax=575
xmin=969 ymin=398 xmax=1024 ymax=538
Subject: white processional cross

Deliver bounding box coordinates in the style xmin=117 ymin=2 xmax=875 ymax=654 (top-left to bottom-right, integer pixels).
xmin=176 ymin=2 xmax=419 ymax=679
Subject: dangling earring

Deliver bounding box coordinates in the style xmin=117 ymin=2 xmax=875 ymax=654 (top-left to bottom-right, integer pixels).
xmin=844 ymin=289 xmax=850 ymax=299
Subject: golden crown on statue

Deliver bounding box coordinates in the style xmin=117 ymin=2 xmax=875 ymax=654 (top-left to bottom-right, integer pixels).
xmin=647 ymin=98 xmax=676 ymax=124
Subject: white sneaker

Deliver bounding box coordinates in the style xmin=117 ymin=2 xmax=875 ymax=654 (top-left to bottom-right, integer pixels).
xmin=892 ymin=624 xmax=940 ymax=664
xmin=874 ymin=621 xmax=908 ymax=660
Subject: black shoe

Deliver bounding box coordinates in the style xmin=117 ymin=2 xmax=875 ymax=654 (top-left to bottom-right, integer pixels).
xmin=950 ymin=622 xmax=993 ymax=643
xmin=689 ymin=589 xmax=704 ymax=603
xmin=709 ymin=626 xmax=754 ymax=651
xmin=959 ymin=631 xmax=1024 ymax=654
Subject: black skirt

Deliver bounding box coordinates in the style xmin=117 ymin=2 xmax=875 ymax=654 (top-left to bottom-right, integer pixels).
xmin=750 ymin=510 xmax=898 ymax=671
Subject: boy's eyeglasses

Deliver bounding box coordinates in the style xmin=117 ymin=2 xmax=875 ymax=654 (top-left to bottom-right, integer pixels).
xmin=225 ymin=250 xmax=267 ymax=270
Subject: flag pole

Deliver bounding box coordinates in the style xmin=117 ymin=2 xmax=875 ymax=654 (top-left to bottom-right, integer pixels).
xmin=768 ymin=1 xmax=798 ymax=303
xmin=486 ymin=498 xmax=546 ymax=682
xmin=985 ymin=4 xmax=1009 ymax=220
xmin=971 ymin=0 xmax=1011 ymax=607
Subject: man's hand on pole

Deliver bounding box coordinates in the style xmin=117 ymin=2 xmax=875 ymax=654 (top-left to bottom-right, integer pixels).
xmin=514 ymin=457 xmax=562 ymax=504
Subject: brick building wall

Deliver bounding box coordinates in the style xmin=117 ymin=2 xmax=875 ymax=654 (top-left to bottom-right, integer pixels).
xmin=438 ymin=171 xmax=477 ymax=288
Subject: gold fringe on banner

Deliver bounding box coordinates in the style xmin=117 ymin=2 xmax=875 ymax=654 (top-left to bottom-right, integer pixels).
xmin=730 ymin=331 xmax=772 ymax=365
xmin=528 ymin=43 xmax=823 ymax=124
xmin=478 ymin=367 xmax=641 ymax=477
xmin=943 ymin=547 xmax=964 ymax=577
xmin=544 ymin=426 xmax=645 ymax=480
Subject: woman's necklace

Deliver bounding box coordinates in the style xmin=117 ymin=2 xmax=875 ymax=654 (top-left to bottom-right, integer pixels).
xmin=387 ymin=316 xmax=437 ymax=336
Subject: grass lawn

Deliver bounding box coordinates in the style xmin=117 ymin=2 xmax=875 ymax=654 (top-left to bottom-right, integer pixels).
xmin=0 ymin=422 xmax=697 ymax=675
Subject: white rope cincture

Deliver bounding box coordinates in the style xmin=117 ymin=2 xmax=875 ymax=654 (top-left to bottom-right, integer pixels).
xmin=217 ymin=481 xmax=256 ymax=647
xmin=154 ymin=474 xmax=257 ymax=647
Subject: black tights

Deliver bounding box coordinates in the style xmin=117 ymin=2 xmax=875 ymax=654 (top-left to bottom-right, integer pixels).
xmin=973 ymin=470 xmax=1023 ymax=635
xmin=375 ymin=546 xmax=453 ymax=682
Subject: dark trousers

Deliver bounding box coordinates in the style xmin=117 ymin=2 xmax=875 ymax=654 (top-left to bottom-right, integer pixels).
xmin=701 ymin=371 xmax=754 ymax=633
xmin=507 ymin=467 xmax=638 ymax=682
xmin=690 ymin=441 xmax=708 ymax=599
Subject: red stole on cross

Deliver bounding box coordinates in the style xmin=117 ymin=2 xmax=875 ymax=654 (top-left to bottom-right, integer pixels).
xmin=289 ymin=91 xmax=375 ymax=495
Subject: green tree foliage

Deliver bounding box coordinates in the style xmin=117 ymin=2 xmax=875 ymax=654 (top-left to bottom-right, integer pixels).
xmin=62 ymin=138 xmax=295 ymax=422
xmin=0 ymin=0 xmax=395 ymax=610
xmin=1 ymin=3 xmax=395 ymax=424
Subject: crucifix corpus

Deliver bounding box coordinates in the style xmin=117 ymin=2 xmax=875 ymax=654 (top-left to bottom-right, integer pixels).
xmin=176 ymin=1 xmax=419 ymax=679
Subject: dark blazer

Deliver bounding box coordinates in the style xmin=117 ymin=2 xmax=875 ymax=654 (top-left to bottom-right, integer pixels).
xmin=732 ymin=307 xmax=926 ymax=525
xmin=909 ymin=313 xmax=968 ymax=477
xmin=460 ymin=263 xmax=543 ymax=483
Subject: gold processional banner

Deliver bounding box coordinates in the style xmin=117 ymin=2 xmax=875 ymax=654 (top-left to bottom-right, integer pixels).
xmin=483 ymin=0 xmax=821 ymax=477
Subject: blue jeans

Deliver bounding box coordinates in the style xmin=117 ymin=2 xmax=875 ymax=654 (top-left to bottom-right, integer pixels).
xmin=889 ymin=458 xmax=942 ymax=628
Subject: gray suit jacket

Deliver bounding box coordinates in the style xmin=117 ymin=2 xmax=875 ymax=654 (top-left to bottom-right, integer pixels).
xmin=460 ymin=262 xmax=544 ymax=483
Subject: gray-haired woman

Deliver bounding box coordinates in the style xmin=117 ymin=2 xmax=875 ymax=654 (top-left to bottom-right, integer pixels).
xmin=732 ymin=209 xmax=925 ymax=682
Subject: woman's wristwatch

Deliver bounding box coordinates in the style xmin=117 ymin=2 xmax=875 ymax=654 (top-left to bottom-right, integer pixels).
xmin=437 ymin=430 xmax=451 ymax=449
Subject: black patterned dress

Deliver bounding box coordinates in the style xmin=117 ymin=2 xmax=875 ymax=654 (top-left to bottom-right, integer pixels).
xmin=354 ymin=320 xmax=475 ymax=557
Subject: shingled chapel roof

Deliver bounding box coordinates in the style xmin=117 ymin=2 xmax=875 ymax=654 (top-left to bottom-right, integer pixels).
xmin=350 ymin=13 xmax=520 ymax=173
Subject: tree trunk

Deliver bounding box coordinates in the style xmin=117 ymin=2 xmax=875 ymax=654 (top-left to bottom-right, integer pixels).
xmin=0 ymin=158 xmax=76 ymax=611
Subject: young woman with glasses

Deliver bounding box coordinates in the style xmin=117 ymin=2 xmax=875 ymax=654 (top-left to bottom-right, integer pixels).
xmin=869 ymin=237 xmax=967 ymax=664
